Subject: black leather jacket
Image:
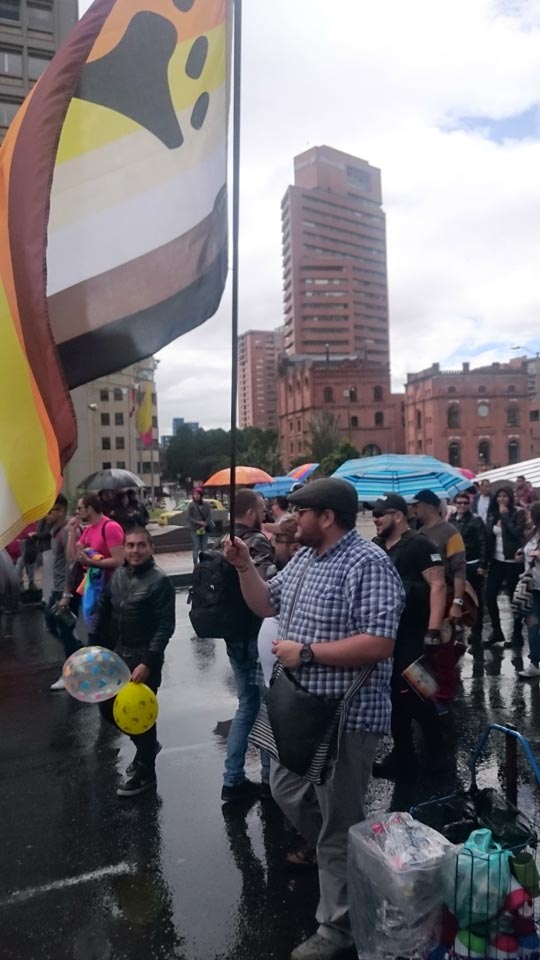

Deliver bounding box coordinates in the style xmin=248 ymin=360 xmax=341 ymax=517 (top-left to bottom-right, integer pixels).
xmin=486 ymin=509 xmax=526 ymax=562
xmin=450 ymin=511 xmax=488 ymax=566
xmin=91 ymin=559 xmax=175 ymax=667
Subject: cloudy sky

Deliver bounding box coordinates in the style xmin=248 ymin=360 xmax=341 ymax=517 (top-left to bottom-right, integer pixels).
xmin=78 ymin=0 xmax=540 ymax=434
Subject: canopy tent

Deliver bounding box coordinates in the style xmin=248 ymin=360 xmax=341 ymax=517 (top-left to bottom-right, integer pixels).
xmin=332 ymin=454 xmax=472 ymax=501
xmin=474 ymin=458 xmax=540 ymax=487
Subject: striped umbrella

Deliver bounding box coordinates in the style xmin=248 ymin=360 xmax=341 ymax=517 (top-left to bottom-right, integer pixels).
xmin=254 ymin=477 xmax=295 ymax=498
xmin=332 ymin=454 xmax=472 ymax=501
xmin=287 ymin=463 xmax=319 ymax=482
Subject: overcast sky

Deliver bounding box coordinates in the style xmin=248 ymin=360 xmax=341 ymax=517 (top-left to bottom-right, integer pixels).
xmin=78 ymin=0 xmax=540 ymax=434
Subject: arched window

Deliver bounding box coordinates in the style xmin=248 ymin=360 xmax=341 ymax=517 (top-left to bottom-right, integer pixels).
xmin=478 ymin=439 xmax=490 ymax=466
xmin=447 ymin=404 xmax=460 ymax=429
xmin=508 ymin=440 xmax=520 ymax=464
xmin=351 ymin=415 xmax=358 ymax=428
xmin=375 ymin=411 xmax=384 ymax=427
xmin=373 ymin=385 xmax=383 ymax=402
xmin=448 ymin=385 xmax=457 ymax=394
xmin=416 ymin=409 xmax=422 ymax=429
xmin=362 ymin=443 xmax=382 ymax=457
xmin=507 ymin=385 xmax=516 ymax=394
xmin=323 ymin=386 xmax=333 ymax=403
xmin=478 ymin=386 xmax=487 ymax=394
xmin=349 ymin=386 xmax=357 ymax=402
xmin=507 ymin=405 xmax=519 ymax=427
xmin=448 ymin=441 xmax=461 ymax=467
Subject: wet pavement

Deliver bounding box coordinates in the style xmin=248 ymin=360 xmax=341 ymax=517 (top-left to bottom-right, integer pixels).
xmin=1 ymin=592 xmax=540 ymax=959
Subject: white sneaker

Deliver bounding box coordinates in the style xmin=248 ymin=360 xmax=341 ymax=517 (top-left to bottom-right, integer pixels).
xmin=518 ymin=664 xmax=540 ymax=678
xmin=50 ymin=676 xmax=65 ymax=690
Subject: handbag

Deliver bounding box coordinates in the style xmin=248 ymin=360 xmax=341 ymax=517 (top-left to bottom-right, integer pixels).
xmin=512 ymin=569 xmax=534 ymax=616
xmin=250 ymin=556 xmax=374 ymax=783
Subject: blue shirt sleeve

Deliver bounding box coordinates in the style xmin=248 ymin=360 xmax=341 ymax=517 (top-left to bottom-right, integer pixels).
xmin=347 ymin=555 xmax=405 ymax=638
xmin=267 ymin=569 xmax=284 ymax=614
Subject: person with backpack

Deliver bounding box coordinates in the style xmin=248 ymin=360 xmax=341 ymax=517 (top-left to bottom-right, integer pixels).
xmin=44 ymin=494 xmax=82 ymax=691
xmin=187 ymin=488 xmax=213 ymax=565
xmin=370 ymin=494 xmax=448 ymax=781
xmin=221 ymin=489 xmax=276 ymax=802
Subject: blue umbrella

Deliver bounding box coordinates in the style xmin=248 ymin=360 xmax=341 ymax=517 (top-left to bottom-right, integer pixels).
xmin=254 ymin=476 xmax=295 ymax=498
xmin=332 ymin=454 xmax=473 ymax=501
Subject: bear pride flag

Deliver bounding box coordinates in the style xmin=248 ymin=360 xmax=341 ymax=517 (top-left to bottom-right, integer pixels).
xmin=0 ymin=0 xmax=230 ymax=547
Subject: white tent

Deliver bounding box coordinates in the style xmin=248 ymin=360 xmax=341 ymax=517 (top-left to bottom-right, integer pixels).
xmin=478 ymin=458 xmax=540 ymax=486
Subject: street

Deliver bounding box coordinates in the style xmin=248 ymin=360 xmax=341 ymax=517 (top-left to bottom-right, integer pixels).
xmin=1 ymin=591 xmax=540 ymax=960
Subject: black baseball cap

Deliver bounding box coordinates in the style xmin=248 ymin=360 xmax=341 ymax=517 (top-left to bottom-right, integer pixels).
xmin=413 ymin=488 xmax=441 ymax=508
xmin=372 ymin=493 xmax=408 ymax=515
xmin=288 ymin=478 xmax=358 ymax=514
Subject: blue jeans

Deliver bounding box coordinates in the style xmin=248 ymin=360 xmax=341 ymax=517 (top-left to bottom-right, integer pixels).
xmin=224 ymin=653 xmax=269 ymax=786
xmin=527 ymin=590 xmax=540 ymax=666
xmin=191 ymin=532 xmax=208 ymax=565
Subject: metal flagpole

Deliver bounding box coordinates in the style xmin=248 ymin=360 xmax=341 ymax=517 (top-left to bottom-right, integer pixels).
xmin=229 ymin=0 xmax=242 ymax=535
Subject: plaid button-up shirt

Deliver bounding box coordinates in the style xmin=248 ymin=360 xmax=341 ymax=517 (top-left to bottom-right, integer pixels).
xmin=267 ymin=530 xmax=405 ymax=734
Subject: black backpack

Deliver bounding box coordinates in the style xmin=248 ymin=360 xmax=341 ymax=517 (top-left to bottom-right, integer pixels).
xmin=188 ymin=540 xmax=257 ymax=639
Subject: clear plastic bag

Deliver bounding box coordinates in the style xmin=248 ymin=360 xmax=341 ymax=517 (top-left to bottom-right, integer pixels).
xmin=348 ymin=812 xmax=458 ymax=960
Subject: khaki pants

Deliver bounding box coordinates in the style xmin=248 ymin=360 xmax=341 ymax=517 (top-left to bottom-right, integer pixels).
xmin=270 ymin=729 xmax=379 ymax=946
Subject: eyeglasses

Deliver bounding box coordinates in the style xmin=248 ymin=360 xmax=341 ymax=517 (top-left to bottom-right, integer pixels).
xmin=291 ymin=507 xmax=313 ymax=516
xmin=372 ymin=509 xmax=398 ymax=519
xmin=455 ymin=500 xmax=469 ymax=506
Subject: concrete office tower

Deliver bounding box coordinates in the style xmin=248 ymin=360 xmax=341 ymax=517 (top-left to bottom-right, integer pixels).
xmin=281 ymin=145 xmax=389 ymax=367
xmin=238 ymin=328 xmax=283 ymax=430
xmin=0 ymin=0 xmax=77 ymax=138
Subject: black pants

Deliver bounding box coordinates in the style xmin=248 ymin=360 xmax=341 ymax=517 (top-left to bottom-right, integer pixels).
xmin=391 ymin=684 xmax=445 ymax=758
xmin=99 ymin=653 xmax=162 ymax=770
xmin=467 ymin=563 xmax=485 ymax=640
xmin=485 ymin=560 xmax=523 ymax=635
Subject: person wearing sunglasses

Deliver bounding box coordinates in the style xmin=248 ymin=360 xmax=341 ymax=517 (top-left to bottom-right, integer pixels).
xmin=371 ymin=494 xmax=448 ymax=780
xmin=450 ymin=495 xmax=487 ymax=648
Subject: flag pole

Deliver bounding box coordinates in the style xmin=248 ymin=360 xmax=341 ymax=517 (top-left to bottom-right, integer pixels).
xmin=229 ymin=0 xmax=242 ymax=535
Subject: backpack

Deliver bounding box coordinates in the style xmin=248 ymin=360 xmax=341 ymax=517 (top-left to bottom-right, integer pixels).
xmin=188 ymin=536 xmax=257 ymax=640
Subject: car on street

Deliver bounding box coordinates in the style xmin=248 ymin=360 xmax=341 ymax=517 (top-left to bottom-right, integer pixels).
xmin=158 ymin=498 xmax=229 ymax=533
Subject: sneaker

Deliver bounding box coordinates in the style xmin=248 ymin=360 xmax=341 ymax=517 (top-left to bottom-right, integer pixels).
xmin=50 ymin=676 xmax=65 ymax=691
xmin=372 ymin=751 xmax=417 ymax=781
xmin=125 ymin=742 xmax=162 ymax=777
xmin=116 ymin=766 xmax=157 ymax=798
xmin=221 ymin=778 xmax=261 ymax=803
xmin=291 ymin=932 xmax=355 ymax=960
xmin=518 ymin=664 xmax=540 ymax=679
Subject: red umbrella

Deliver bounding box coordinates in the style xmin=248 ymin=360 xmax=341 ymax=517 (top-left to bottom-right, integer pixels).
xmin=458 ymin=468 xmax=476 ymax=481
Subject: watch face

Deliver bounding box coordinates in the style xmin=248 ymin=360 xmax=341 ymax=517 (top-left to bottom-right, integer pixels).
xmin=300 ymin=644 xmax=313 ymax=663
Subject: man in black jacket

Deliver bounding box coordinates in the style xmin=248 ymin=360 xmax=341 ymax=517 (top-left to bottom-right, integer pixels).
xmin=450 ymin=495 xmax=488 ymax=646
xmin=92 ymin=527 xmax=176 ymax=798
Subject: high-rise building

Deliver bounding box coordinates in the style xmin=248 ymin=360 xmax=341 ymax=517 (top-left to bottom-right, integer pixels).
xmin=0 ymin=0 xmax=77 ymax=139
xmin=281 ymin=145 xmax=389 ymax=366
xmin=63 ymin=358 xmax=161 ymax=495
xmin=238 ymin=328 xmax=282 ymax=430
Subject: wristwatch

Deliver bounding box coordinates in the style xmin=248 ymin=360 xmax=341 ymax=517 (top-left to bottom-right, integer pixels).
xmin=300 ymin=643 xmax=315 ymax=665
xmin=452 ymin=598 xmax=464 ymax=607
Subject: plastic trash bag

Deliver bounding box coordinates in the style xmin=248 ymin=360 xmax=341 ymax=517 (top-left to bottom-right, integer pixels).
xmin=348 ymin=812 xmax=458 ymax=960
xmin=453 ymin=828 xmax=511 ymax=928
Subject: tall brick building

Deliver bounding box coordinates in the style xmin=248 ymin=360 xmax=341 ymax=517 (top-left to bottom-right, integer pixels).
xmin=404 ymin=360 xmax=529 ymax=470
xmin=238 ymin=329 xmax=282 ymax=430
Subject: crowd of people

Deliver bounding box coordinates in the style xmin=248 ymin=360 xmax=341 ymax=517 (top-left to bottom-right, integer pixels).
xmin=2 ymin=473 xmax=540 ymax=960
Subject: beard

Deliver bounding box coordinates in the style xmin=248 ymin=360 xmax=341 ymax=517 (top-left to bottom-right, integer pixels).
xmin=379 ymin=518 xmax=397 ymax=542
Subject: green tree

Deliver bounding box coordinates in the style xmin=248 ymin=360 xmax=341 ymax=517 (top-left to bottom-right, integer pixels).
xmin=319 ymin=440 xmax=360 ymax=477
xmin=307 ymin=411 xmax=340 ymax=462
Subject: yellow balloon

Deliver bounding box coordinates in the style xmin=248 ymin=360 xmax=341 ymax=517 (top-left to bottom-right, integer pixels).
xmin=113 ymin=682 xmax=158 ymax=735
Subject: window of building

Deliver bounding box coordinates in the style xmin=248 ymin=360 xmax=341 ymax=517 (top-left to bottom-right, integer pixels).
xmin=507 ymin=385 xmax=516 ymax=393
xmin=28 ymin=3 xmax=54 ymax=32
xmin=507 ymin=406 xmax=520 ymax=427
xmin=375 ymin=411 xmax=384 ymax=427
xmin=116 ymin=461 xmax=126 ymax=470
xmin=351 ymin=415 xmax=358 ymax=428
xmin=290 ymin=442 xmax=294 ymax=453
xmin=448 ymin=441 xmax=461 ymax=467
xmin=113 ymin=388 xmax=123 ymax=401
xmin=508 ymin=439 xmax=520 ymax=464
xmin=530 ymin=410 xmax=540 ymax=423
xmin=102 ymin=461 xmax=111 ymax=469
xmin=349 ymin=386 xmax=357 ymax=402
xmin=100 ymin=389 xmax=109 ymax=402
xmin=152 ymin=416 xmax=158 ymax=428
xmin=447 ymin=404 xmax=460 ymax=429
xmin=478 ymin=439 xmax=490 ymax=466
xmin=416 ymin=410 xmax=422 ymax=429
xmin=0 ymin=99 xmax=21 ymax=129
xmin=115 ymin=413 xmax=124 ymax=426
xmin=478 ymin=385 xmax=487 ymax=394
xmin=373 ymin=385 xmax=383 ymax=402
xmin=0 ymin=49 xmax=22 ymax=76
xmin=101 ymin=437 xmax=111 ymax=450
xmin=323 ymin=386 xmax=334 ymax=403
xmin=448 ymin=386 xmax=456 ymax=394
xmin=28 ymin=54 xmax=51 ymax=80
xmin=142 ymin=462 xmax=152 ymax=474
xmin=0 ymin=1 xmax=19 ymax=21
xmin=362 ymin=443 xmax=382 ymax=457
xmin=115 ymin=437 xmax=125 ymax=450
xmin=100 ymin=413 xmax=110 ymax=426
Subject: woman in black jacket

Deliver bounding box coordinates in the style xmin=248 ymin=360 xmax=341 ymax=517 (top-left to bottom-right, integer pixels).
xmin=484 ymin=486 xmax=526 ymax=647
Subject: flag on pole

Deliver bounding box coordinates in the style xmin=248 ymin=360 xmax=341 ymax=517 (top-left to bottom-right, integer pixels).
xmin=0 ymin=0 xmax=230 ymax=547
xmin=136 ymin=383 xmax=154 ymax=448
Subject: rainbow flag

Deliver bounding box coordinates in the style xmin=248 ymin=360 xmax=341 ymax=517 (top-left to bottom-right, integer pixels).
xmin=0 ymin=0 xmax=230 ymax=546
